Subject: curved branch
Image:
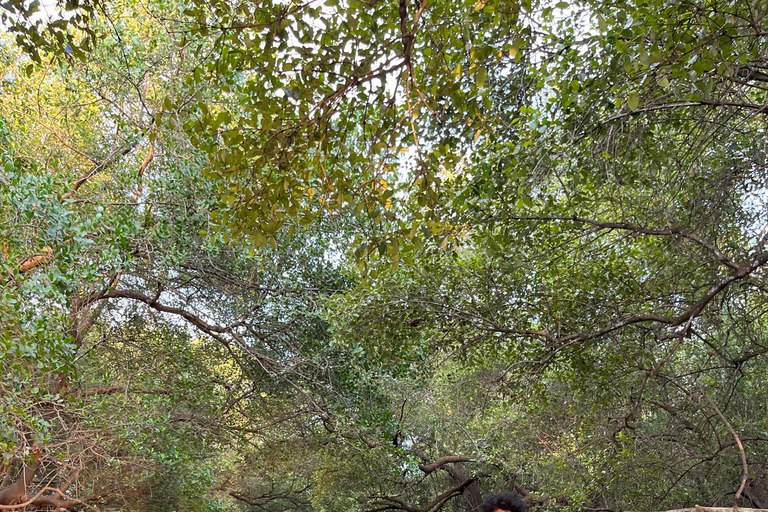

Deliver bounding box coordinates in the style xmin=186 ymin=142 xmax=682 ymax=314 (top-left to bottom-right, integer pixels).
xmin=701 ymin=391 xmax=749 ymax=507
xmin=99 ymin=288 xmax=279 ymax=367
xmin=418 ymin=456 xmax=473 ymax=474
xmin=60 ymin=128 xmax=153 ymax=201
xmin=494 ymin=251 xmax=768 ymax=351
xmin=506 ymin=216 xmax=738 ymax=270
xmin=370 ymin=477 xmax=477 ymax=512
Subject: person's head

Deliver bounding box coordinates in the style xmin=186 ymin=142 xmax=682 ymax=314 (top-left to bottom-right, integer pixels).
xmin=478 ymin=493 xmax=528 ymax=512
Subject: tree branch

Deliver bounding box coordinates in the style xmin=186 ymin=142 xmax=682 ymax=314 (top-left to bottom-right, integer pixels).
xmin=370 ymin=477 xmax=477 ymax=512
xmin=700 ymin=390 xmax=749 ymax=507
xmin=506 ymin=215 xmax=738 ymax=270
xmin=99 ymin=288 xmax=280 ymax=366
xmin=418 ymin=456 xmax=473 ymax=474
xmin=598 ymin=99 xmax=768 ymax=126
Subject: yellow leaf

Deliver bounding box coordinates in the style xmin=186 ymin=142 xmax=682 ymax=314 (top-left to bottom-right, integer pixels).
xmin=476 ymin=67 xmax=488 ymax=88
xmin=474 ymin=0 xmax=485 ymax=10
xmin=474 ymin=129 xmax=482 ymax=141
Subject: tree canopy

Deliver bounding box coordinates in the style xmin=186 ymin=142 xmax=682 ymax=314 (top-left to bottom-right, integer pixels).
xmin=2 ymin=0 xmax=768 ymax=510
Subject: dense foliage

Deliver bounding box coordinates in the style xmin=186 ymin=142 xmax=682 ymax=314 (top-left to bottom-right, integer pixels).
xmin=2 ymin=0 xmax=768 ymax=510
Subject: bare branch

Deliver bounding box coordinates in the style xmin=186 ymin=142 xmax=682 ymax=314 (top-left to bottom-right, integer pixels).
xmin=700 ymin=391 xmax=749 ymax=507
xmin=418 ymin=456 xmax=473 ymax=474
xmin=370 ymin=477 xmax=477 ymax=512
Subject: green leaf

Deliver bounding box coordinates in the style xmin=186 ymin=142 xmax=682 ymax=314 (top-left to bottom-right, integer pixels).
xmin=627 ymin=93 xmax=639 ymax=110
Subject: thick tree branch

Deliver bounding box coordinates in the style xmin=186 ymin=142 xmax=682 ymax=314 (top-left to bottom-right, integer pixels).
xmin=0 ymin=462 xmax=37 ymax=506
xmin=17 ymin=246 xmax=53 ymax=274
xmin=418 ymin=456 xmax=473 ymax=474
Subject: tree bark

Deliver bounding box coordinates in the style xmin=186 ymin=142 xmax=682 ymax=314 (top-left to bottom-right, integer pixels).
xmin=0 ymin=462 xmax=37 ymax=505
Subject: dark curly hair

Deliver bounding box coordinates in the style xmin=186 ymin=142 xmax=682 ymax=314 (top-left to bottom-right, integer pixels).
xmin=478 ymin=493 xmax=528 ymax=512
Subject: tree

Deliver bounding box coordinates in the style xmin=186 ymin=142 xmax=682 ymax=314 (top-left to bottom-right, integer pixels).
xmin=2 ymin=0 xmax=768 ymax=510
